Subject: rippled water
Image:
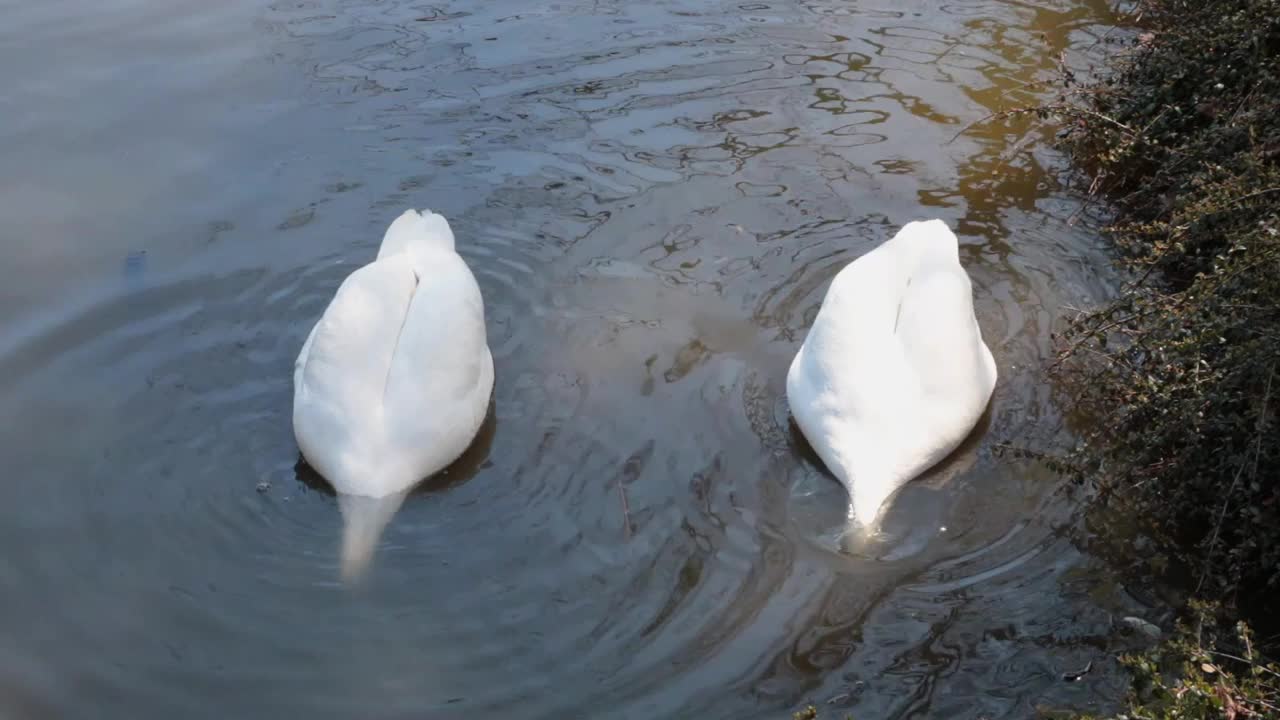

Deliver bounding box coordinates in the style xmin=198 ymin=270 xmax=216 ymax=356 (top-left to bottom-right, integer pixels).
xmin=0 ymin=0 xmax=1167 ymax=717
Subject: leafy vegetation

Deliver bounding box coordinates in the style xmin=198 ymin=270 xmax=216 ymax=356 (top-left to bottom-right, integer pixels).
xmin=1075 ymin=603 xmax=1280 ymax=720
xmin=1047 ymin=0 xmax=1280 ymax=601
xmin=1037 ymin=1 xmax=1280 ymax=717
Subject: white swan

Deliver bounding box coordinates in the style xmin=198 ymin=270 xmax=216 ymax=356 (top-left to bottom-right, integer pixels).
xmin=786 ymin=219 xmax=997 ymax=531
xmin=293 ymin=209 xmax=494 ymax=579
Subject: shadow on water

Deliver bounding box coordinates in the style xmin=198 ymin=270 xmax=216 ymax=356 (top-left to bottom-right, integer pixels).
xmin=0 ymin=0 xmax=1165 ymax=718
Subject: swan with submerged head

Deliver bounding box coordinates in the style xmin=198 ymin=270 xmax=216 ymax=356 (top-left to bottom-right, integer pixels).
xmin=293 ymin=209 xmax=494 ymax=580
xmin=786 ymin=218 xmax=997 ymax=533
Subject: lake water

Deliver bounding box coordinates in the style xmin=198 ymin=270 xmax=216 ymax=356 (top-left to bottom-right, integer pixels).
xmin=0 ymin=0 xmax=1166 ymax=717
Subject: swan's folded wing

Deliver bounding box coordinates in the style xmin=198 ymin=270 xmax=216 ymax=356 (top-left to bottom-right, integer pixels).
xmin=293 ymin=323 xmax=318 ymax=390
xmin=895 ymin=265 xmax=992 ymax=400
xmin=893 ymin=263 xmax=997 ymax=472
xmin=382 ymin=252 xmax=491 ymax=429
xmin=295 ymin=257 xmax=418 ymax=421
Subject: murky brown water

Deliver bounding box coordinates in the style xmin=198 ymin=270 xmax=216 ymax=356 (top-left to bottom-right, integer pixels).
xmin=0 ymin=0 xmax=1165 ymax=717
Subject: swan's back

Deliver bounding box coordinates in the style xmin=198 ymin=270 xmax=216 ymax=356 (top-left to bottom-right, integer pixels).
xmin=381 ymin=248 xmax=491 ymax=452
xmin=892 ymin=221 xmax=995 ymax=403
xmin=786 ymin=219 xmax=996 ymax=528
xmin=293 ymin=210 xmax=494 ymax=499
xmin=789 ymin=221 xmax=968 ymax=414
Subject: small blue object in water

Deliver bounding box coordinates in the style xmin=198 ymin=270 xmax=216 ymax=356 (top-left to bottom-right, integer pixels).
xmin=123 ymin=250 xmax=147 ymax=288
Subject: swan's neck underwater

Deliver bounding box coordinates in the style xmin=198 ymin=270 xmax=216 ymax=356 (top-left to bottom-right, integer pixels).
xmin=848 ymin=478 xmax=898 ymax=530
xmin=824 ymin=450 xmax=904 ymax=533
xmin=337 ymin=490 xmax=409 ymax=582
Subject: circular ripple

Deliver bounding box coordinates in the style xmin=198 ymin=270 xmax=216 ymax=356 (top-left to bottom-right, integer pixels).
xmin=6 ymin=0 xmax=1149 ymax=717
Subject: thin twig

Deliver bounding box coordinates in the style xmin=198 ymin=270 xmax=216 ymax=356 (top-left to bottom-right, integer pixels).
xmin=1070 ymin=106 xmax=1137 ymax=133
xmin=1197 ymin=365 xmax=1274 ymax=593
xmin=1050 ymin=310 xmax=1147 ymax=370
xmin=1228 ymin=187 xmax=1280 ymax=207
xmin=946 ymin=111 xmax=999 ymax=145
xmin=617 ymin=478 xmax=632 ymax=540
xmin=1126 ymin=223 xmax=1186 ymax=292
xmin=1244 ymin=696 xmax=1280 ymax=714
xmin=1209 ymin=650 xmax=1280 ymax=679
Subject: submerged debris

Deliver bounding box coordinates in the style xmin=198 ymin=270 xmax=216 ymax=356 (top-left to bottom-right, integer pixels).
xmin=1061 ymin=660 xmax=1093 ymax=682
xmin=1118 ymin=615 xmax=1163 ymax=642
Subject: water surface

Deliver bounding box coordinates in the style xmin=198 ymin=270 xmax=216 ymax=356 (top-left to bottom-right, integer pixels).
xmin=0 ymin=0 xmax=1163 ymax=717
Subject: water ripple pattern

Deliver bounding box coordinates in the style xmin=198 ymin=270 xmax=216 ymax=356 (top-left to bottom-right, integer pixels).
xmin=0 ymin=0 xmax=1159 ymax=718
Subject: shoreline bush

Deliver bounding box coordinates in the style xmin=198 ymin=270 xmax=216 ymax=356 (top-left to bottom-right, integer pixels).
xmin=1050 ymin=0 xmax=1280 ymax=603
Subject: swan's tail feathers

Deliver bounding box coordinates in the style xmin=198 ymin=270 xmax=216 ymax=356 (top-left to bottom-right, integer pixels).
xmin=337 ymin=490 xmax=409 ymax=584
xmin=378 ymin=208 xmax=456 ymax=261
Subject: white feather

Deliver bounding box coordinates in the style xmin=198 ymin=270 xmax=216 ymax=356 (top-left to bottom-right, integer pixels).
xmin=293 ymin=209 xmax=494 ymax=578
xmin=786 ymin=219 xmax=997 ymax=530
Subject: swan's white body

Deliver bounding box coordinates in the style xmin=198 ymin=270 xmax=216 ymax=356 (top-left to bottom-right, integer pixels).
xmin=293 ymin=209 xmax=493 ymax=578
xmin=786 ymin=219 xmax=997 ymax=530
